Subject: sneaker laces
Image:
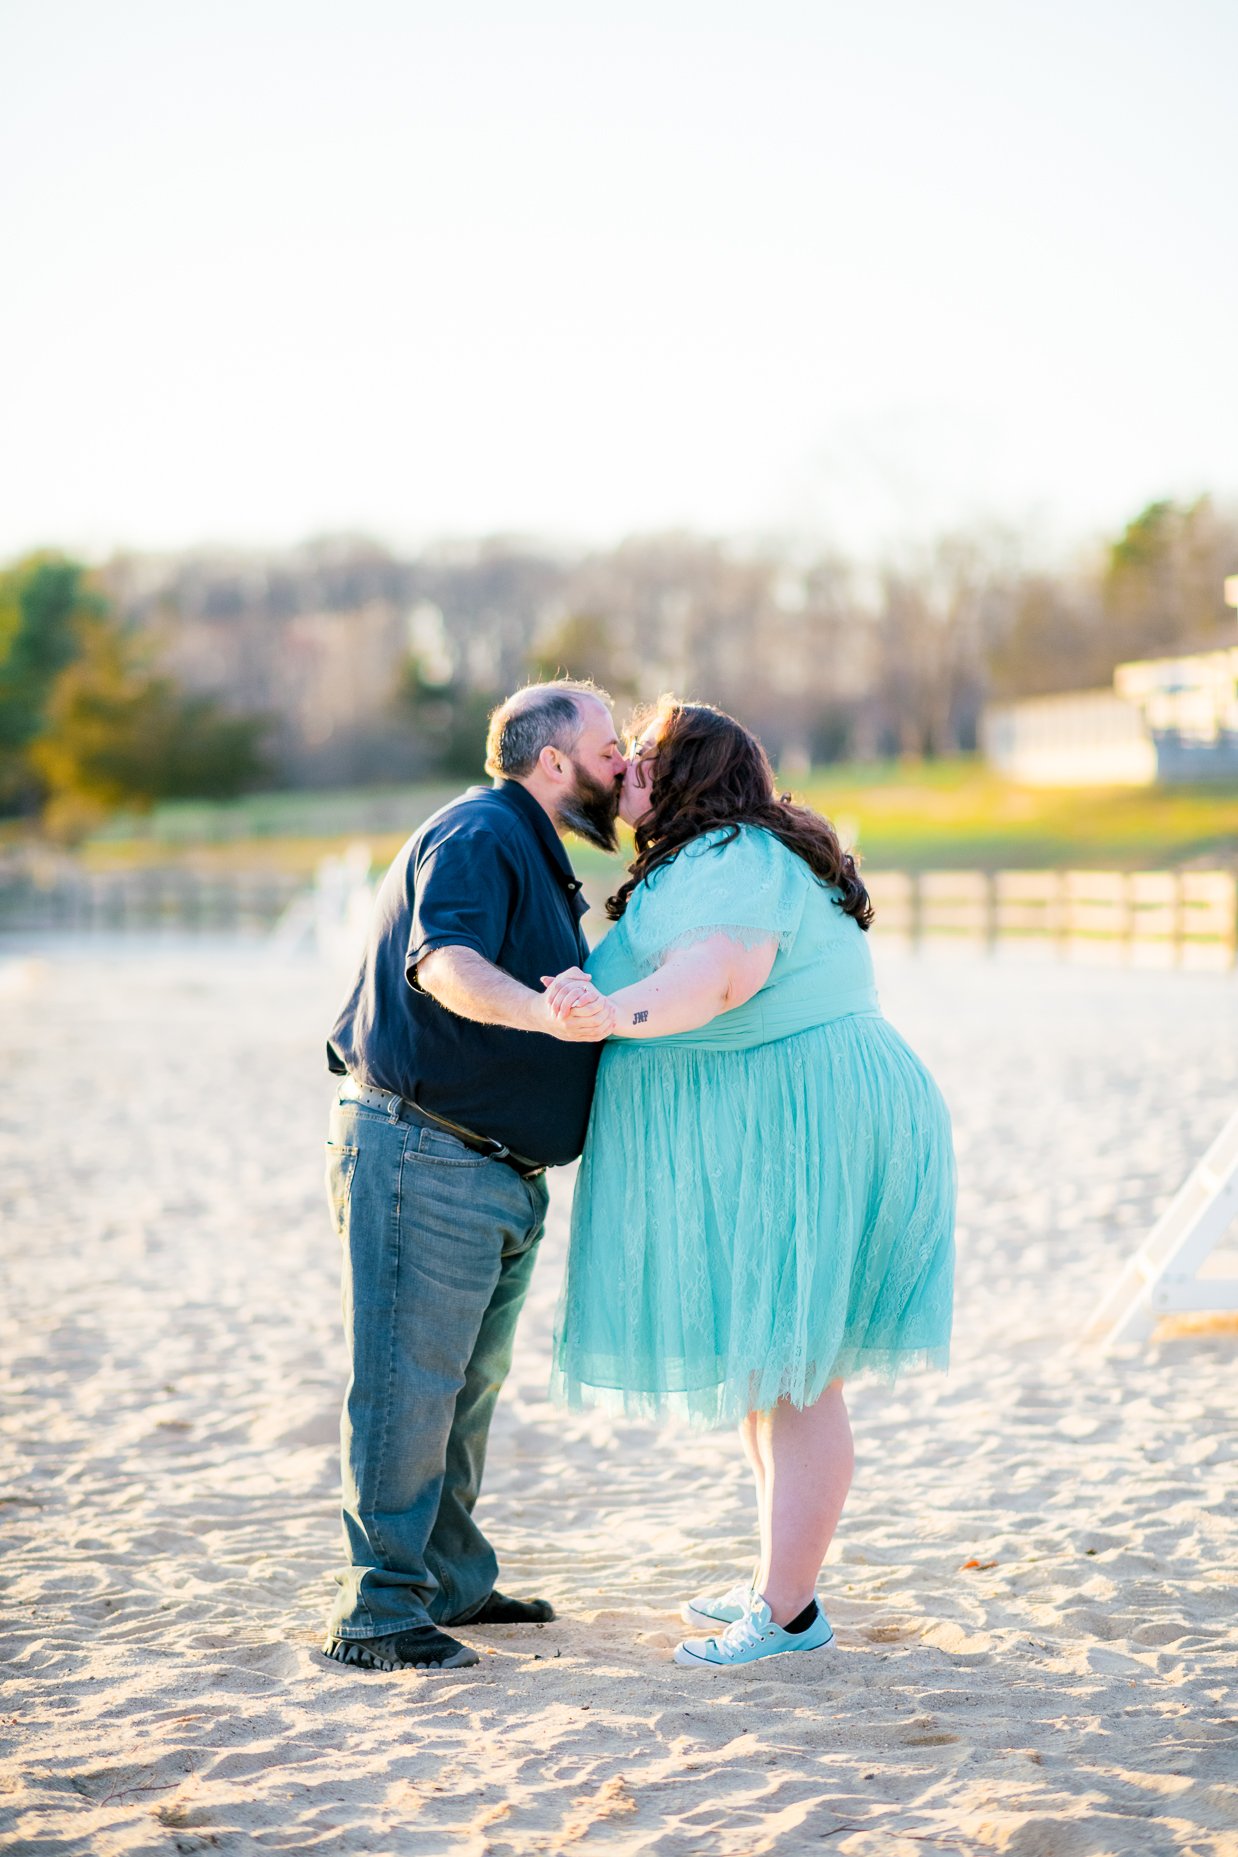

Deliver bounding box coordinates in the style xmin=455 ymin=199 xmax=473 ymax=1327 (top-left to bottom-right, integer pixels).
xmin=716 ymin=1597 xmax=773 ymax=1654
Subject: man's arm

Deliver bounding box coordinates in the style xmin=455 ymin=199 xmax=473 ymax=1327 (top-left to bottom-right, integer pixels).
xmin=417 ymin=946 xmax=611 ymax=1042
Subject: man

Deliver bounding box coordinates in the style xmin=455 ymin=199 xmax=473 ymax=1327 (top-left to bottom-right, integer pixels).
xmin=322 ymin=680 xmax=624 ymax=1672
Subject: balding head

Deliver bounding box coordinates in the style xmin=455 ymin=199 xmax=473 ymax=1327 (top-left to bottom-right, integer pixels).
xmin=484 ymin=679 xmax=613 ymax=781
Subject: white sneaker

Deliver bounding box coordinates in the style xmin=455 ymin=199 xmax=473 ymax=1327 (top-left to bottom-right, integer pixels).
xmin=674 ymin=1595 xmax=834 ymax=1668
xmin=680 ymin=1579 xmax=753 ymax=1631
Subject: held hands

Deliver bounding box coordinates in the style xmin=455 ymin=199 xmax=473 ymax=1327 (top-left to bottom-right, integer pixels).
xmin=538 ymin=967 xmax=616 ymax=1042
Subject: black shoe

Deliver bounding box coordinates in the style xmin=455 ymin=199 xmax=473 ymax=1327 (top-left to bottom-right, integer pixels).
xmin=322 ymin=1625 xmax=479 ymax=1671
xmin=453 ymin=1590 xmax=556 ymax=1625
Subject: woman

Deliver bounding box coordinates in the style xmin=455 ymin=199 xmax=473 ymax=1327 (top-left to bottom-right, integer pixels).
xmin=544 ymin=699 xmax=955 ymax=1670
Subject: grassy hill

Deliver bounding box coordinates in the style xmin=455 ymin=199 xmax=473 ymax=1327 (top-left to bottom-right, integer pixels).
xmin=66 ymin=758 xmax=1238 ymax=880
xmin=795 ymin=761 xmax=1238 ymax=872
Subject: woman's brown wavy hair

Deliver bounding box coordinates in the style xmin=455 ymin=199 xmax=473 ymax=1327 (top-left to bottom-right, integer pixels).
xmin=607 ymin=697 xmax=874 ymax=929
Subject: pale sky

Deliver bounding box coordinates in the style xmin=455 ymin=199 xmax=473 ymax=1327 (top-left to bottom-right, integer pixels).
xmin=4 ymin=0 xmax=1237 ymax=564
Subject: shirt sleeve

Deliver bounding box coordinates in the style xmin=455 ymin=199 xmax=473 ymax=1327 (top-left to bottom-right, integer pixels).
xmin=405 ymin=822 xmax=517 ymax=981
xmin=624 ymin=826 xmax=812 ymax=976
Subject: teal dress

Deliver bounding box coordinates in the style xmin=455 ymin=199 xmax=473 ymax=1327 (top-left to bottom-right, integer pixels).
xmin=550 ymin=826 xmax=956 ymax=1427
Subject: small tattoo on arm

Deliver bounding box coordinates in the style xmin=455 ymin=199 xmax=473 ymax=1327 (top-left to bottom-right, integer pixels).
xmin=632 ymin=1010 xmax=649 ymax=1024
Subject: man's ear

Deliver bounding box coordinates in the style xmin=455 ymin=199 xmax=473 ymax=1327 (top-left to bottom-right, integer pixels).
xmin=538 ymin=744 xmax=566 ymax=781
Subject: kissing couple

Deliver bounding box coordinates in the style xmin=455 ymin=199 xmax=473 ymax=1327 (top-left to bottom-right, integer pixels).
xmin=321 ymin=679 xmax=954 ymax=1672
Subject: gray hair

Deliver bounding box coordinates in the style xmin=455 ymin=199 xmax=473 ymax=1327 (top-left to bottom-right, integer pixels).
xmin=485 ymin=679 xmax=612 ymax=779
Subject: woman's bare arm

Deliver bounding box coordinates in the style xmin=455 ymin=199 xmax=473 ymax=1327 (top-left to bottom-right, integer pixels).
xmin=543 ymin=934 xmax=777 ymax=1040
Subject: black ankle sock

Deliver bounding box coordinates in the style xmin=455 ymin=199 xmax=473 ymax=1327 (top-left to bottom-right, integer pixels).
xmin=783 ymin=1600 xmax=819 ymax=1635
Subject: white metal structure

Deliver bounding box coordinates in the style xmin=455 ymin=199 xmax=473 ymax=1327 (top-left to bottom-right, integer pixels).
xmin=1088 ymin=1106 xmax=1238 ymax=1347
xmin=270 ymin=841 xmax=375 ymax=968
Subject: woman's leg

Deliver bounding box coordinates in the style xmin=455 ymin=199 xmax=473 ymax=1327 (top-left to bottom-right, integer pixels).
xmin=753 ymin=1380 xmax=853 ymax=1625
xmin=739 ymin=1410 xmax=766 ymax=1583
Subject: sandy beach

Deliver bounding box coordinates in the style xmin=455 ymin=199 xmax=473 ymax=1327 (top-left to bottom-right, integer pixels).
xmin=2 ymin=935 xmax=1237 ymax=1857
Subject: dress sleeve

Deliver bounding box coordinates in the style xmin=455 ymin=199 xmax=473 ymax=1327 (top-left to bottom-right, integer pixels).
xmin=623 ymin=827 xmax=812 ymax=975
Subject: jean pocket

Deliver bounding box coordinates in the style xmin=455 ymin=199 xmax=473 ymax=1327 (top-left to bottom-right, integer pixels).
xmin=409 ymin=1127 xmax=490 ymax=1167
xmin=325 ymin=1141 xmax=360 ymax=1237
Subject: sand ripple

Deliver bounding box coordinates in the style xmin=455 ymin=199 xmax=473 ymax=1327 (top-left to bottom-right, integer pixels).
xmin=1 ymin=939 xmax=1237 ymax=1854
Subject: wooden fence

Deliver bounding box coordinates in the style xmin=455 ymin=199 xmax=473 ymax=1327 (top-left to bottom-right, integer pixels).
xmin=0 ymin=865 xmax=304 ymax=934
xmin=2 ymin=859 xmax=1235 ymax=967
xmin=867 ymin=869 xmax=1238 ymax=966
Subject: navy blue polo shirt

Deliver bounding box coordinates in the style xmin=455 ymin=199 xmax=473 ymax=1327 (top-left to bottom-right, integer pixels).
xmin=326 ymin=779 xmax=600 ymax=1166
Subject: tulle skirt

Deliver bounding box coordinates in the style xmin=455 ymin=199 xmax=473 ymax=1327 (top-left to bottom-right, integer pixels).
xmin=550 ymin=1014 xmax=956 ymax=1428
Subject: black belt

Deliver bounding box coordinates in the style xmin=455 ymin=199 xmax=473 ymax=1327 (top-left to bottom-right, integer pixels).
xmin=340 ymin=1079 xmax=548 ymax=1179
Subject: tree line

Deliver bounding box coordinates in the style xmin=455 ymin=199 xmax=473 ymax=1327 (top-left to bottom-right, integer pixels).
xmin=420 ymin=496 xmax=1238 ymax=767
xmin=2 ymin=495 xmax=1235 ymax=833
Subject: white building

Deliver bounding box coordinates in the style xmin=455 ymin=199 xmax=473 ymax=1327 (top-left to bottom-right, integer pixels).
xmin=982 ymin=645 xmax=1238 ymax=787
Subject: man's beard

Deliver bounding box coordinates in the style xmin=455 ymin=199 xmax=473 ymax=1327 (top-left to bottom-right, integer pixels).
xmin=555 ymin=760 xmax=622 ymax=853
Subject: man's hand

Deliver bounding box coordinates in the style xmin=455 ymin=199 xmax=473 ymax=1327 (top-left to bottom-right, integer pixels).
xmin=538 ymin=968 xmax=616 ymax=1041
xmin=540 ymin=966 xmax=599 ymax=1019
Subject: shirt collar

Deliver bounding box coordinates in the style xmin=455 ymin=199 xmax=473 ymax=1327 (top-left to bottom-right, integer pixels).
xmin=484 ymin=779 xmax=589 ymax=916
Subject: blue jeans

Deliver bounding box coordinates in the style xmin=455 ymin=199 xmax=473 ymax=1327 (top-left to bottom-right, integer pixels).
xmin=325 ymin=1092 xmax=549 ymax=1640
